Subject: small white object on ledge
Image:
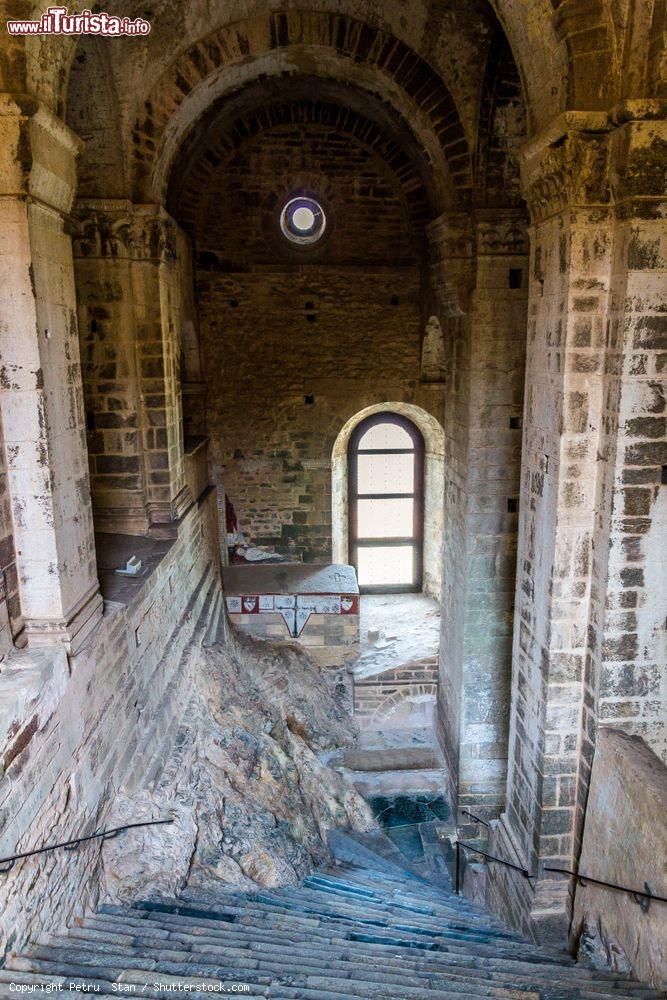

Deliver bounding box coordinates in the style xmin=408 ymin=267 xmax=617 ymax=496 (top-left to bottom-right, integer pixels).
xmin=115 ymin=556 xmax=143 ymax=577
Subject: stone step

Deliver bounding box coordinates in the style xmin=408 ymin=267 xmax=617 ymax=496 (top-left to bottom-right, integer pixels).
xmin=58 ymin=925 xmax=659 ymax=999
xmin=30 ymin=937 xmax=564 ymax=998
xmin=10 ymin=951 xmax=549 ymax=1000
xmin=327 ymin=827 xmax=435 ymax=882
xmin=184 ymin=873 xmax=492 ymax=923
xmin=266 ymin=887 xmax=522 ymax=943
xmin=72 ymin=909 xmax=656 ymax=994
xmin=122 ymin=897 xmax=558 ymax=960
xmin=9 ymin=827 xmax=659 ymax=1000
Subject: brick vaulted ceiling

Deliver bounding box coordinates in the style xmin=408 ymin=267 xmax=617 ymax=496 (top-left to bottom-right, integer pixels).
xmin=167 ymin=80 xmax=438 ymax=247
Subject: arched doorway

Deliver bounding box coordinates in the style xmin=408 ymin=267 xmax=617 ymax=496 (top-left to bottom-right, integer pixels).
xmin=348 ymin=413 xmax=425 ymax=593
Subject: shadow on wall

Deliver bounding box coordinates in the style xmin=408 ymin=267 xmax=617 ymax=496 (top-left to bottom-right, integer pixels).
xmin=331 ymin=403 xmax=445 ymax=601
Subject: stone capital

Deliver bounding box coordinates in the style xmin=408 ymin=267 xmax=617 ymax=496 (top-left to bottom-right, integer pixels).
xmin=520 ymin=115 xmax=611 ymax=224
xmin=473 ymin=209 xmax=529 ymax=256
xmin=426 ymin=212 xmax=474 ymax=261
xmin=0 ymin=93 xmax=83 ymax=214
xmin=72 ymin=199 xmax=178 ymax=262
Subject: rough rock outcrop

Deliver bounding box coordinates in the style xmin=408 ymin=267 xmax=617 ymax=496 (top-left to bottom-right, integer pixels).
xmin=101 ymin=630 xmax=375 ymax=902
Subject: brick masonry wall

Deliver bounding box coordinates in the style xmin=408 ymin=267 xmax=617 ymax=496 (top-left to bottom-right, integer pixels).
xmin=198 ymin=268 xmax=426 ymax=561
xmin=354 ymin=659 xmax=439 ymax=728
xmin=74 ymin=206 xmax=193 ymax=534
xmin=458 ymin=248 xmax=528 ymax=814
xmin=189 ymin=121 xmax=431 ymax=562
xmin=600 ymin=121 xmax=667 ymax=762
xmin=0 ymin=492 xmax=221 ymax=956
xmin=433 ymin=214 xmax=528 ymax=818
xmin=229 ymin=611 xmax=358 ymax=668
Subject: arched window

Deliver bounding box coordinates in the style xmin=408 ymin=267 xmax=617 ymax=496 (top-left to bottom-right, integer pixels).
xmin=348 ymin=414 xmax=424 ymax=592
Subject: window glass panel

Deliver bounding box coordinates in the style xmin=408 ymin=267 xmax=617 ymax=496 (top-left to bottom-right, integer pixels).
xmin=357 ymin=453 xmax=414 ymax=495
xmin=357 ymin=545 xmax=415 ymax=587
xmin=357 ymin=498 xmax=413 ymax=538
xmin=358 ymin=422 xmax=413 ymax=450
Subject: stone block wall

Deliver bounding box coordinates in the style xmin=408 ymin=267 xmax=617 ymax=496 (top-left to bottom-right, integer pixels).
xmin=229 ymin=610 xmax=358 ymax=668
xmin=0 ymin=492 xmax=221 ymax=957
xmin=74 ymin=203 xmax=193 ymax=535
xmin=433 ymin=212 xmax=528 ymax=818
xmin=571 ymin=728 xmax=667 ymax=989
xmin=181 ymin=117 xmax=440 ymax=565
xmin=458 ymin=233 xmax=528 ymax=815
xmin=0 ymin=412 xmax=20 ymax=654
xmin=600 ymin=120 xmax=667 ymax=762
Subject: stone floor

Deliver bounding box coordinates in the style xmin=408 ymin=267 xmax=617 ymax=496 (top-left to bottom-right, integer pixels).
xmin=327 ymin=593 xmax=447 ymax=799
xmin=354 ymin=593 xmax=441 ymax=682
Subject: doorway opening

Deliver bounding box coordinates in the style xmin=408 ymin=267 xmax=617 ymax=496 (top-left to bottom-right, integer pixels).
xmin=348 ymin=413 xmax=424 ymax=593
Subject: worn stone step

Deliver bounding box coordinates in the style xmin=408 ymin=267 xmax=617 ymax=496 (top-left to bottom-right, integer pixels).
xmin=176 ymin=882 xmax=518 ymax=935
xmin=58 ymin=926 xmax=658 ymax=1000
xmin=96 ymin=907 xmax=544 ymax=969
xmin=183 ymin=880 xmax=497 ymax=929
xmin=70 ymin=910 xmax=655 ymax=996
xmin=36 ymin=937 xmax=561 ymax=998
xmin=121 ymin=898 xmax=564 ymax=962
xmin=273 ymin=883 xmax=516 ymax=937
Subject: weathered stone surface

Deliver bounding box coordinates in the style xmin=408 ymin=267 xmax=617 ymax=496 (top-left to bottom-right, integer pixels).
xmin=572 ymin=728 xmax=667 ymax=989
xmin=100 ymin=629 xmax=375 ymax=902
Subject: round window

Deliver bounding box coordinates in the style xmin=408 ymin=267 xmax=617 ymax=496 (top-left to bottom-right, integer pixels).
xmin=280 ymin=196 xmax=326 ymax=246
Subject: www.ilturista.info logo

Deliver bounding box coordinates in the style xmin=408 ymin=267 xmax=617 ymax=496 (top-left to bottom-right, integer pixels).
xmin=7 ymin=6 xmax=150 ymax=35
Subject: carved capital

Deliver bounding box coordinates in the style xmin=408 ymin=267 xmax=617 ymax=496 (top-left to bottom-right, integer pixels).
xmin=474 ymin=210 xmax=529 ymax=255
xmin=72 ymin=199 xmax=178 ymax=262
xmin=426 ymin=212 xmax=474 ymax=262
xmin=520 ymin=115 xmax=611 ymax=223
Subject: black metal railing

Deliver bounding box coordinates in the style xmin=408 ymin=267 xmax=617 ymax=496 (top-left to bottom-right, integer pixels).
xmin=454 ymin=839 xmax=534 ymax=894
xmin=543 ymin=865 xmax=666 ymax=911
xmin=0 ymin=818 xmax=174 ymax=874
xmin=453 ymin=839 xmax=667 ymax=910
xmin=460 ymin=809 xmax=490 ymax=828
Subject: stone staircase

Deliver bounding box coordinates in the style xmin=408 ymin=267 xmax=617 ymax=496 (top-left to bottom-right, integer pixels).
xmin=2 ymin=829 xmax=662 ymax=999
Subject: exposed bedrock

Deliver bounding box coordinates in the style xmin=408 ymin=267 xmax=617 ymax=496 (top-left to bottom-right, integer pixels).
xmin=100 ymin=630 xmax=376 ymax=903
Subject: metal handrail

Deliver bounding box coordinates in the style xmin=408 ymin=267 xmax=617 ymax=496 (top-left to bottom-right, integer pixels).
xmin=453 ymin=839 xmax=667 ymax=909
xmin=0 ymin=818 xmax=174 ymax=874
xmin=454 ymin=839 xmax=534 ymax=894
xmin=460 ymin=809 xmax=490 ymax=828
xmin=544 ymin=865 xmax=667 ymax=910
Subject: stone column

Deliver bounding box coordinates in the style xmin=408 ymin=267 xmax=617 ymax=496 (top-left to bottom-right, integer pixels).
xmin=488 ymin=111 xmax=616 ymax=940
xmin=600 ymin=106 xmax=666 ymax=760
xmin=459 ymin=210 xmax=529 ymax=816
xmin=73 ymin=201 xmax=191 ymax=534
xmin=430 ymin=209 xmax=529 ymax=818
xmin=427 ymin=212 xmax=474 ymax=808
xmin=0 ymin=95 xmax=102 ymax=652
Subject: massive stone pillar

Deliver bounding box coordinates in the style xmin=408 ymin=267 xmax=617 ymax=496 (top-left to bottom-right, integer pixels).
xmin=73 ymin=201 xmax=191 ymax=534
xmin=0 ymin=96 xmax=102 ymax=651
xmin=487 ymin=107 xmax=665 ymax=942
xmin=600 ymin=107 xmax=666 ymax=760
xmin=431 ymin=209 xmax=529 ymax=817
xmin=429 ymin=212 xmax=474 ymax=809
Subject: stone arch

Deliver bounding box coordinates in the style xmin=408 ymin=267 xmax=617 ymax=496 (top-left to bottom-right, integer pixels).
xmin=66 ymin=35 xmax=127 ymax=199
xmin=168 ymin=92 xmax=438 ymax=234
xmin=332 ymin=403 xmax=445 ymax=600
xmin=551 ymin=0 xmax=619 ymax=110
xmin=475 ymin=27 xmax=527 ymax=209
xmin=130 ymin=10 xmax=473 ymax=206
xmin=368 ymin=685 xmax=438 ymax=730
